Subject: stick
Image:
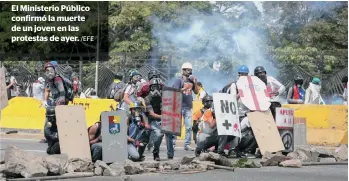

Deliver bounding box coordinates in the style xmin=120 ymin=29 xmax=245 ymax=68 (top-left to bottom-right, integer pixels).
xmin=7 ymin=172 xmax=94 ymax=181
xmin=192 ymin=160 xmax=235 ymax=172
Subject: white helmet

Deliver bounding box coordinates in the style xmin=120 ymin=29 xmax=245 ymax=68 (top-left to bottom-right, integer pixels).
xmin=181 ymin=62 xmax=193 ymax=69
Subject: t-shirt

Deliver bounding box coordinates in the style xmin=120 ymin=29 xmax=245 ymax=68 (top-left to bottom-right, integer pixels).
xmin=172 ymin=77 xmax=195 ymax=108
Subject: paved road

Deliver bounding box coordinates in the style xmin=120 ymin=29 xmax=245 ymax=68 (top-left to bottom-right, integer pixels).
xmin=0 ymin=138 xmax=347 ymax=181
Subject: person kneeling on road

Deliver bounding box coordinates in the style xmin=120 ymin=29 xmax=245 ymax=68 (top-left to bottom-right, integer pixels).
xmin=127 ymin=101 xmax=151 ymax=162
xmin=44 ymin=106 xmax=60 ymax=155
xmin=87 ymin=113 xmax=104 ymax=162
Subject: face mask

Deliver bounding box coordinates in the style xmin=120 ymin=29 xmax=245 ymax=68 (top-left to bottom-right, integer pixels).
xmin=183 ymin=69 xmax=192 ymax=77
xmin=258 ymin=75 xmax=268 ymax=85
xmin=150 ymin=84 xmax=162 ymax=97
xmin=45 ymin=67 xmax=55 ymax=80
xmin=204 ymin=101 xmax=213 ymax=109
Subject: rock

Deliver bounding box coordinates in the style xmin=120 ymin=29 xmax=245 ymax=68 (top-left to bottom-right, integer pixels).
xmin=311 ymin=147 xmax=335 ymax=158
xmin=179 ymin=164 xmax=190 ymax=171
xmin=144 ymin=168 xmax=157 ymax=173
xmin=123 ymin=160 xmax=144 ymax=175
xmin=261 ymin=152 xmax=290 ymax=166
xmin=243 ymin=160 xmax=262 ymax=168
xmin=181 ymin=155 xmax=196 ymax=165
xmin=279 ymin=159 xmax=302 ymax=168
xmin=66 ymin=158 xmax=94 ymax=173
xmin=319 ymin=158 xmax=336 ymax=163
xmin=163 ymin=166 xmax=171 ymax=170
xmin=103 ymin=168 xmax=117 ymax=176
xmin=199 ymin=152 xmax=233 ymax=167
xmin=140 ymin=161 xmax=160 ymax=169
xmin=195 ymin=163 xmax=208 ymax=171
xmin=286 ymin=152 xmax=298 ymax=159
xmin=295 ymin=147 xmax=321 ymax=162
xmin=3 ymin=145 xmax=48 ymax=178
xmin=94 ymin=160 xmax=109 ymax=169
xmin=94 ymin=167 xmax=103 ymax=176
xmin=109 ymin=162 xmax=126 ymax=176
xmin=335 ymin=145 xmax=348 ymax=161
xmin=207 ymin=166 xmax=214 ymax=170
xmin=121 ymin=175 xmax=133 ymax=181
xmin=162 ymin=159 xmax=181 ymax=170
xmin=42 ymin=154 xmax=68 ymax=175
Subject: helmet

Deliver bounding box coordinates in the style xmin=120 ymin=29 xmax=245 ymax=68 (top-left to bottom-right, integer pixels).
xmin=294 ymin=75 xmax=304 ymax=85
xmin=342 ymin=76 xmax=348 ymax=83
xmin=129 ymin=70 xmax=141 ymax=78
xmin=311 ymin=77 xmax=321 ymax=85
xmin=148 ymin=70 xmax=160 ymax=80
xmin=129 ymin=101 xmax=144 ymax=110
xmin=46 ymin=106 xmax=56 ymax=117
xmin=50 ymin=61 xmax=58 ymax=66
xmin=181 ymin=62 xmax=193 ymax=69
xmin=238 ymin=65 xmax=249 ymax=74
xmin=254 ymin=66 xmax=266 ymax=75
xmin=149 ymin=77 xmax=162 ymax=86
xmin=202 ymin=95 xmax=213 ymax=104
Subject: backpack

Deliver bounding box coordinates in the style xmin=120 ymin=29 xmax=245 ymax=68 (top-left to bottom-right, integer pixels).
xmin=113 ymin=83 xmax=127 ymax=102
xmin=54 ymin=74 xmax=74 ymax=102
xmin=108 ymin=81 xmax=126 ymax=99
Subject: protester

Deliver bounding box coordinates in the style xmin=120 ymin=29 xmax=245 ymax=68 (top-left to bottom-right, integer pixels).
xmin=254 ymin=66 xmax=285 ymax=119
xmin=305 ymin=77 xmax=325 ymax=104
xmin=32 ymin=77 xmax=45 ymax=101
xmin=195 ymin=82 xmax=207 ymax=101
xmin=172 ymin=62 xmax=199 ymax=151
xmin=44 ymin=106 xmax=60 ymax=155
xmin=340 ymin=76 xmax=348 ymax=105
xmin=5 ymin=70 xmax=19 ymax=100
xmin=287 ymin=75 xmax=305 ymax=104
xmin=63 ymin=65 xmax=81 ymax=97
xmin=87 ymin=114 xmax=103 ymax=162
xmin=89 ymin=90 xmax=99 ymax=99
xmin=118 ymin=70 xmax=142 ymax=113
xmin=107 ymin=73 xmax=125 ymax=99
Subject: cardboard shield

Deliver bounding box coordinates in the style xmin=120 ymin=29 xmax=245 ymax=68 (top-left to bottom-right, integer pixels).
xmin=101 ymin=110 xmax=127 ymax=164
xmin=55 ymin=105 xmax=91 ymax=160
xmin=161 ymin=86 xmax=182 ymax=136
xmin=0 ymin=68 xmax=8 ymax=110
xmin=236 ymin=76 xmax=271 ymax=111
xmin=275 ymin=107 xmax=295 ymax=152
xmin=213 ymin=93 xmax=241 ymax=137
xmin=247 ymin=110 xmax=285 ymax=154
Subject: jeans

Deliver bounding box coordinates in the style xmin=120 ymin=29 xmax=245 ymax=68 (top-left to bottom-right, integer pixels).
xmin=91 ymin=142 xmax=102 ymax=162
xmin=150 ymin=120 xmax=174 ymax=157
xmin=196 ymin=132 xmax=218 ymax=153
xmin=128 ymin=143 xmax=140 ymax=161
xmin=182 ymin=107 xmax=192 ymax=147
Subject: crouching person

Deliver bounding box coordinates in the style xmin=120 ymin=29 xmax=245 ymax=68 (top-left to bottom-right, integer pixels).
xmin=88 ymin=114 xmax=103 ymax=162
xmin=127 ymin=101 xmax=150 ymax=162
xmin=44 ymin=106 xmax=60 ymax=155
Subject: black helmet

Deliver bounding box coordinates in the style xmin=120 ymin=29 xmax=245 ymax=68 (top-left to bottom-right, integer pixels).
xmin=202 ymin=95 xmax=213 ymax=109
xmin=46 ymin=107 xmax=56 ymax=117
xmin=342 ymin=76 xmax=348 ymax=83
xmin=254 ymin=66 xmax=266 ymax=76
xmin=148 ymin=70 xmax=160 ymax=80
xmin=294 ymin=75 xmax=304 ymax=85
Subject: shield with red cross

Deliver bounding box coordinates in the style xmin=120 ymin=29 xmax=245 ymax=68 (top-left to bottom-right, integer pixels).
xmin=236 ymin=76 xmax=271 ymax=111
xmin=161 ymin=86 xmax=183 ymax=136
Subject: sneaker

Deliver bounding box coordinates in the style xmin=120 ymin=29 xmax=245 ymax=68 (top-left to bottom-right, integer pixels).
xmin=153 ymin=153 xmax=160 ymax=161
xmin=167 ymin=156 xmax=173 ymax=160
xmin=184 ymin=145 xmax=194 ymax=151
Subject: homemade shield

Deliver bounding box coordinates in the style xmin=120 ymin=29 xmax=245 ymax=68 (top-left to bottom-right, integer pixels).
xmin=275 ymin=107 xmax=295 ymax=152
xmin=247 ymin=110 xmax=285 ymax=154
xmin=161 ymin=86 xmax=182 ymax=136
xmin=101 ymin=110 xmax=127 ymax=164
xmin=55 ymin=106 xmax=91 ymax=160
xmin=236 ymin=76 xmax=271 ymax=111
xmin=0 ymin=68 xmax=8 ymax=110
xmin=213 ymin=93 xmax=241 ymax=137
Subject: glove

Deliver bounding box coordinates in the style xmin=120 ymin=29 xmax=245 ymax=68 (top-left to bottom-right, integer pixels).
xmin=42 ymin=101 xmax=49 ymax=108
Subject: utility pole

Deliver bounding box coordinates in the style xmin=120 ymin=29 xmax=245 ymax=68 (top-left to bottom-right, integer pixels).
xmin=95 ymin=1 xmax=100 ymax=95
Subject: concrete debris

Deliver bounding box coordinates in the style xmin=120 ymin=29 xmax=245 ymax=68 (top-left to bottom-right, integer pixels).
xmin=139 ymin=161 xmax=160 ymax=169
xmin=144 ymin=168 xmax=157 ymax=173
xmin=261 ymin=152 xmax=290 ymax=166
xmin=103 ymin=167 xmax=117 ymax=176
xmin=3 ymin=145 xmax=48 ymax=178
xmin=310 ymin=147 xmax=335 ymax=158
xmin=235 ymin=158 xmax=261 ymax=168
xmin=319 ymin=158 xmax=336 ymax=163
xmin=123 ymin=160 xmax=144 ymax=175
xmin=199 ymin=152 xmax=233 ymax=167
xmin=279 ymin=159 xmax=302 ymax=168
xmin=162 ymin=159 xmax=181 ymax=170
xmin=181 ymin=155 xmax=196 ymax=165
xmin=335 ymin=145 xmax=348 ymax=161
xmin=121 ymin=175 xmax=133 ymax=181
xmin=66 ymin=158 xmax=94 ymax=173
xmin=42 ymin=154 xmax=68 ymax=175
xmin=94 ymin=160 xmax=109 ymax=170
xmin=94 ymin=167 xmax=103 ymax=176
xmin=295 ymin=147 xmax=319 ymax=162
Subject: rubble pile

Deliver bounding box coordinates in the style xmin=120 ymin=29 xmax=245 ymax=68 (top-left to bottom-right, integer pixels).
xmin=260 ymin=145 xmax=348 ymax=168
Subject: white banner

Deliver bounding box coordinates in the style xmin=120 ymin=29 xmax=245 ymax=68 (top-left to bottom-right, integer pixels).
xmin=213 ymin=93 xmax=241 ymax=137
xmin=275 ymin=107 xmax=294 ymax=129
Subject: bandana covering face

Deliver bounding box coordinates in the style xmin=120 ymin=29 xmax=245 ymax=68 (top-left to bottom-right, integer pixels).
xmin=45 ymin=67 xmax=55 ymax=80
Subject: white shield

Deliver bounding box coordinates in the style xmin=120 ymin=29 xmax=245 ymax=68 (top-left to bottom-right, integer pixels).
xmin=236 ymin=76 xmax=271 ymax=111
xmin=213 ymin=93 xmax=241 ymax=137
xmin=161 ymin=86 xmax=182 ymax=136
xmin=0 ymin=68 xmax=8 ymax=110
xmin=101 ymin=110 xmax=127 ymax=164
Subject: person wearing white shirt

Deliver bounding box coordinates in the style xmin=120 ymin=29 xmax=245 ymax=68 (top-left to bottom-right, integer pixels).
xmin=33 ymin=77 xmax=45 ymax=101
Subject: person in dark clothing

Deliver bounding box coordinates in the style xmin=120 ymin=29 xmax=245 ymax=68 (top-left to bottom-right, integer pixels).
xmin=287 ymin=75 xmax=306 ymax=104
xmin=44 ymin=62 xmax=67 ymax=106
xmin=88 ymin=114 xmax=103 ymax=162
xmin=44 ymin=106 xmax=60 ymax=155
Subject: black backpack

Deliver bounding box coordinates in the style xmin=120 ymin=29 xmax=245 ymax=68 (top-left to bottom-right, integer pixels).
xmin=108 ymin=81 xmax=126 ymax=100
xmin=54 ymin=74 xmax=74 ymax=102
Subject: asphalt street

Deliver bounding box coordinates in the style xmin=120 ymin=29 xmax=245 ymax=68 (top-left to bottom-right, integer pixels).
xmin=0 ymin=137 xmax=347 ymax=181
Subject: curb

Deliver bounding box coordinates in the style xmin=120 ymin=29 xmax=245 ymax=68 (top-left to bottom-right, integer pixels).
xmin=302 ymin=161 xmax=348 ymax=166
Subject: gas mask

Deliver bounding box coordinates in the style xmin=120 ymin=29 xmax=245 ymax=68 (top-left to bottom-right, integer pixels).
xmin=45 ymin=67 xmax=56 ymax=80
xmin=204 ymin=100 xmax=213 ymax=109
xmin=149 ymin=84 xmax=162 ymax=97
xmin=132 ymin=108 xmax=142 ymax=122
